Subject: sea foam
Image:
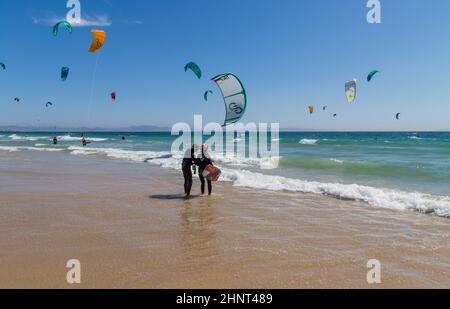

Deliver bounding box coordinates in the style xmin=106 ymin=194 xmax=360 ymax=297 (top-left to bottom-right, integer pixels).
xmin=8 ymin=134 xmax=49 ymax=141
xmin=0 ymin=145 xmax=63 ymax=152
xmin=58 ymin=135 xmax=109 ymax=142
xmin=66 ymin=146 xmax=450 ymax=218
xmin=220 ymin=169 xmax=450 ymax=218
xmin=299 ymin=139 xmax=318 ymax=145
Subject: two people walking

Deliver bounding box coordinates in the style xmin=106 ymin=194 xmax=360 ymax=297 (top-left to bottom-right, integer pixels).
xmin=182 ymin=144 xmax=214 ymax=197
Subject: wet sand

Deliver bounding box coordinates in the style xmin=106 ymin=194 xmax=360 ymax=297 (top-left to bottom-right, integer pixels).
xmin=0 ymin=150 xmax=449 ymax=288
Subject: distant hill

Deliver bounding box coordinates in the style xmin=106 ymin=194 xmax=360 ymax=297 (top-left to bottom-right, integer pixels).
xmin=0 ymin=125 xmax=171 ymax=132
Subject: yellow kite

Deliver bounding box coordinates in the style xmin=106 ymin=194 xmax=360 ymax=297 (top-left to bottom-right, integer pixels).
xmin=308 ymin=105 xmax=314 ymax=114
xmin=88 ymin=30 xmax=106 ymax=53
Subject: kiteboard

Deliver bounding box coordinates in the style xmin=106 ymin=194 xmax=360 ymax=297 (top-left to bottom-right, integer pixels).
xmin=202 ymin=165 xmax=221 ymax=181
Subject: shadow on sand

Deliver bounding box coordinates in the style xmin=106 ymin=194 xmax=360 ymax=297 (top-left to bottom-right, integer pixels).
xmin=149 ymin=194 xmax=200 ymax=201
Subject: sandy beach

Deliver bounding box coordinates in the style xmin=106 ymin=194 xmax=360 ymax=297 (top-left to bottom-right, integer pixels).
xmin=3 ymin=0 xmax=450 ymax=298
xmin=0 ymin=150 xmax=448 ymax=288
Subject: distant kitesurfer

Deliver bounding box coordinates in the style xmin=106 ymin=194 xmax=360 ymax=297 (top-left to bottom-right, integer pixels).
xmin=82 ymin=137 xmax=87 ymax=147
xmin=53 ymin=136 xmax=58 ymax=145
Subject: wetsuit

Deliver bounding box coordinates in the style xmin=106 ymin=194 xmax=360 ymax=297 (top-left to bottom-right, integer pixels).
xmin=182 ymin=148 xmax=195 ymax=196
xmin=195 ymin=150 xmax=213 ymax=196
xmin=53 ymin=137 xmax=58 ymax=145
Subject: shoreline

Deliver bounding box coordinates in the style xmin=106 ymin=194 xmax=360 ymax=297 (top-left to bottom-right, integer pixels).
xmin=0 ymin=150 xmax=449 ymax=288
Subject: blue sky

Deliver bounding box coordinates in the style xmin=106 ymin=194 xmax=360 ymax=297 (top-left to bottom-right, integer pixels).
xmin=0 ymin=0 xmax=449 ymax=131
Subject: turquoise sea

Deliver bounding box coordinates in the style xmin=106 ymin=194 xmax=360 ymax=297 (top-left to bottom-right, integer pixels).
xmin=1 ymin=131 xmax=449 ymax=217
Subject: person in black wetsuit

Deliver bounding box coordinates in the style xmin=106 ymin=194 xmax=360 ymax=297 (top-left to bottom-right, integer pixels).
xmin=195 ymin=144 xmax=213 ymax=196
xmin=53 ymin=136 xmax=58 ymax=145
xmin=182 ymin=145 xmax=197 ymax=197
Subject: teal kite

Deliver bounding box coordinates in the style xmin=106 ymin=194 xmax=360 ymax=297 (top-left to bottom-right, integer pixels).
xmin=0 ymin=63 xmax=5 ymax=70
xmin=204 ymin=90 xmax=213 ymax=101
xmin=53 ymin=20 xmax=73 ymax=37
xmin=61 ymin=67 xmax=70 ymax=81
xmin=367 ymin=70 xmax=379 ymax=82
xmin=184 ymin=62 xmax=202 ymax=79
